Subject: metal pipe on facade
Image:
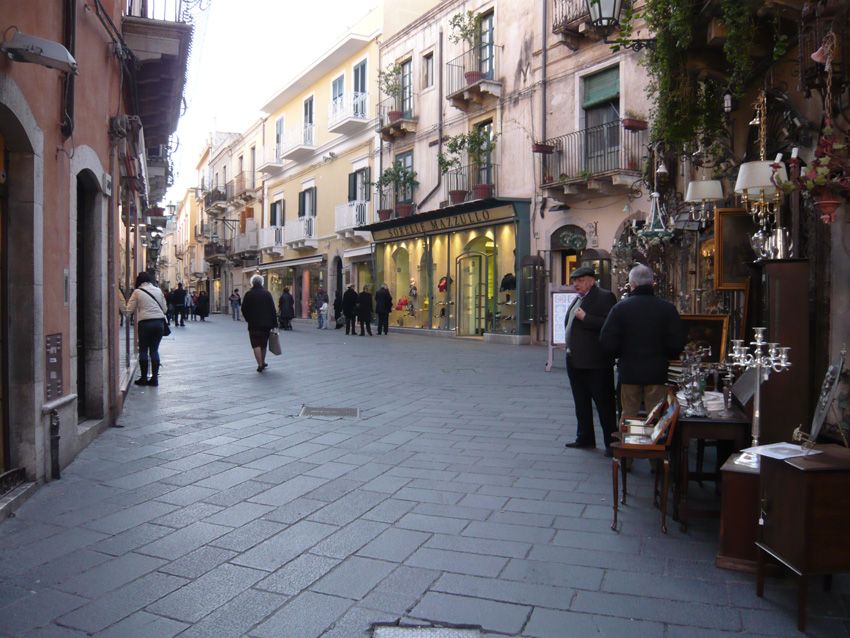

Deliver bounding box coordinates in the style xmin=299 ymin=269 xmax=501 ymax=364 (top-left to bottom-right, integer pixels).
xmin=107 ymin=134 xmax=117 ymax=425
xmin=49 ymin=410 xmax=60 ymax=480
xmin=541 ymin=0 xmax=548 ymax=144
xmin=418 ymin=27 xmax=445 ymax=208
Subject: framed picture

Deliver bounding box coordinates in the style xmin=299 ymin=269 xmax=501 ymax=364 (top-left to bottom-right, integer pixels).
xmin=679 ymin=314 xmax=729 ymax=363
xmin=714 ymin=208 xmax=758 ymax=291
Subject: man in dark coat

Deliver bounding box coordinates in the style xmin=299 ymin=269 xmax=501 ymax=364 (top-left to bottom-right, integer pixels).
xmin=241 ymin=275 xmax=278 ymax=372
xmin=600 ymin=264 xmax=685 ymax=418
xmin=171 ymin=282 xmax=187 ymax=326
xmin=564 ymin=266 xmax=618 ymax=455
xmin=341 ymin=284 xmax=359 ymax=335
xmin=374 ymin=284 xmax=393 ymax=335
xmin=357 ymin=286 xmax=373 ymax=336
xmin=278 ymin=286 xmax=295 ymax=331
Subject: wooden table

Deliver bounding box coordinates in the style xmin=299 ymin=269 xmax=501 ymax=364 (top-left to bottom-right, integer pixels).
xmin=673 ymin=407 xmax=751 ymax=531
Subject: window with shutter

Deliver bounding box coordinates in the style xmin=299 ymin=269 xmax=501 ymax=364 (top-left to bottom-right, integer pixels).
xmin=309 ymin=187 xmax=317 ymax=216
xmin=298 ymin=191 xmax=305 ymax=218
xmin=348 ymin=172 xmax=357 ymax=202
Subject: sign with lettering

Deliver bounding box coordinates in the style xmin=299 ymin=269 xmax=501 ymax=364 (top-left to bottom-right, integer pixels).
xmin=371 ymin=205 xmax=516 ymax=242
xmin=45 ymin=333 xmax=63 ymax=400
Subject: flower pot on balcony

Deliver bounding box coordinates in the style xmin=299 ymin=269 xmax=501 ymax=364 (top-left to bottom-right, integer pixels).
xmin=472 ymin=183 xmax=493 ymax=200
xmin=813 ymin=191 xmax=844 ymax=224
xmin=464 ymin=70 xmax=483 ymax=85
xmin=449 ymin=189 xmax=468 ymax=204
xmin=622 ymin=118 xmax=648 ymax=132
xmin=395 ymin=203 xmax=415 ymax=218
xmin=378 ymin=209 xmax=394 ymax=221
xmin=531 ymin=143 xmax=554 ymax=154
xmin=388 ymin=110 xmax=403 ymax=123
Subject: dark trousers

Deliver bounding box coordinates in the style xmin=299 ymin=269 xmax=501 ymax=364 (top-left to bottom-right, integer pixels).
xmin=138 ymin=319 xmax=164 ymax=363
xmin=566 ymin=360 xmax=616 ymax=448
xmin=174 ymin=305 xmax=185 ymax=325
xmin=359 ymin=319 xmax=372 ymax=335
xmin=377 ymin=312 xmax=389 ymax=334
xmin=345 ymin=315 xmax=356 ymax=334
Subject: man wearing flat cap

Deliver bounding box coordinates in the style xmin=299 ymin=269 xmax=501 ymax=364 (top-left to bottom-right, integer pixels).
xmin=564 ymin=266 xmax=618 ymax=455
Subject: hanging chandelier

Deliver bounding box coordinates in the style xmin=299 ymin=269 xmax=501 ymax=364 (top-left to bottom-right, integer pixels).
xmin=638 ymin=148 xmax=673 ymax=242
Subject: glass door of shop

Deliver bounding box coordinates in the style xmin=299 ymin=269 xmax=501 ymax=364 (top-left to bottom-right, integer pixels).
xmin=456 ymin=252 xmax=487 ymax=336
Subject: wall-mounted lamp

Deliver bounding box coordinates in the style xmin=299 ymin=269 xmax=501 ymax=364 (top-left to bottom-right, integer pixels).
xmin=723 ymin=91 xmax=733 ymax=114
xmin=584 ymin=0 xmax=655 ymax=51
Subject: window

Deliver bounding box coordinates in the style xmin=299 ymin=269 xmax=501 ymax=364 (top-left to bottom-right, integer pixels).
xmin=353 ymin=60 xmax=367 ymax=116
xmin=582 ymin=67 xmax=620 ymax=174
xmin=348 ymin=168 xmax=371 ymax=202
xmin=396 ymin=151 xmax=414 ymax=203
xmin=298 ymin=187 xmax=317 ymax=217
xmin=422 ymin=52 xmax=434 ymax=89
xmin=400 ymin=59 xmax=413 ymax=118
xmin=303 ymin=97 xmax=314 ymax=144
xmin=475 ymin=120 xmax=494 ymax=186
xmin=270 ymin=199 xmax=284 ymax=226
xmin=274 ymin=117 xmax=284 ymax=157
xmin=479 ymin=12 xmax=495 ymax=79
xmin=332 ymin=75 xmax=344 ymax=119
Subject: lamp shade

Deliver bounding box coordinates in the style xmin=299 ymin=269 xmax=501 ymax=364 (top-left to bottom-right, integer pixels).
xmin=585 ymin=0 xmax=624 ymax=28
xmin=734 ymin=161 xmax=786 ymax=197
xmin=685 ymin=179 xmax=723 ymax=202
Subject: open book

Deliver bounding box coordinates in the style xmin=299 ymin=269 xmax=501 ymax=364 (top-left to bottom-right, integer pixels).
xmin=623 ymin=403 xmax=676 ymax=445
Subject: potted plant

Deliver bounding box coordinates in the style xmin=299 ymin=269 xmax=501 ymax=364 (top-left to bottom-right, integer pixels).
xmin=438 ymin=137 xmax=468 ymax=204
xmin=379 ymin=63 xmax=403 ymax=122
xmin=622 ymin=110 xmax=649 ymax=132
xmin=449 ymin=10 xmax=483 ymax=85
xmin=374 ymin=161 xmax=419 ymax=218
xmin=773 ymin=118 xmax=850 ymax=223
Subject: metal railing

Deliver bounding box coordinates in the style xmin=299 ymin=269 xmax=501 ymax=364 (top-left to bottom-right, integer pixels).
xmin=203 ymin=188 xmax=226 ymax=209
xmin=225 ymin=171 xmax=255 ymax=201
xmin=259 ymin=226 xmax=284 ymax=250
xmin=125 ymin=0 xmax=190 ymax=22
xmin=194 ymin=222 xmax=205 ymax=240
xmin=283 ymin=124 xmax=315 ymax=152
xmin=288 ymin=216 xmax=315 ymax=242
xmin=231 ymin=227 xmax=258 ymax=254
xmin=260 ymin=144 xmax=284 ymax=167
xmin=335 ymin=201 xmax=369 ymax=231
xmin=378 ymin=94 xmax=416 ymax=124
xmin=541 ymin=121 xmax=648 ymax=185
xmin=446 ymin=163 xmax=500 ymax=201
xmin=446 ymin=47 xmax=499 ymax=97
xmin=329 ymin=92 xmax=369 ymax=125
xmin=552 ymin=0 xmax=589 ymax=32
xmin=204 ymin=243 xmax=227 ymax=260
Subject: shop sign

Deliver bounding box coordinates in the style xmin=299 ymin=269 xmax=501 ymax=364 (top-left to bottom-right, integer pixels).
xmin=372 ymin=205 xmax=515 ymax=241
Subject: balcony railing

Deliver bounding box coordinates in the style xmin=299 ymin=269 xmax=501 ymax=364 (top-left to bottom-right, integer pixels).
xmin=446 ymin=47 xmax=500 ymax=99
xmin=335 ymin=201 xmax=369 ymax=233
xmin=552 ymin=0 xmax=589 ymax=32
xmin=378 ymin=94 xmax=416 ymax=123
xmin=231 ymin=223 xmax=259 ymax=254
xmin=194 ymin=222 xmax=205 ymax=241
xmin=203 ymin=242 xmax=227 ymax=261
xmin=281 ymin=124 xmax=316 ymax=160
xmin=259 ymin=226 xmax=284 ymax=252
xmin=287 ymin=216 xmax=316 ymax=243
xmin=446 ymin=163 xmax=500 ymax=203
xmin=225 ymin=171 xmax=255 ymax=201
xmin=203 ymin=188 xmax=226 ymax=209
xmin=125 ymin=0 xmax=189 ymax=22
xmin=328 ymin=92 xmax=369 ymax=129
xmin=541 ymin=120 xmax=648 ymax=185
xmin=258 ymin=145 xmax=285 ymax=174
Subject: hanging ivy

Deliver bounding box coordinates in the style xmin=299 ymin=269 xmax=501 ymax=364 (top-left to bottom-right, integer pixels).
xmin=720 ymin=0 xmax=754 ymax=98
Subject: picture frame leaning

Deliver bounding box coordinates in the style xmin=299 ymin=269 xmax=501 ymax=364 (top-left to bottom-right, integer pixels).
xmin=714 ymin=208 xmax=758 ymax=291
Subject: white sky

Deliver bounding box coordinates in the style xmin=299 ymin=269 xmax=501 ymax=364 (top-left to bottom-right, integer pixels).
xmin=164 ymin=0 xmax=379 ymax=205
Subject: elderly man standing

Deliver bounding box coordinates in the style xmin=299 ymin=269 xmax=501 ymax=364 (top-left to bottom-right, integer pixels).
xmin=564 ymin=266 xmax=618 ymax=455
xmin=600 ymin=264 xmax=685 ymax=418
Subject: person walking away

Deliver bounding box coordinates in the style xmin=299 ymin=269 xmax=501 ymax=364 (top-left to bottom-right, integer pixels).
xmin=125 ymin=271 xmax=167 ymax=386
xmin=165 ymin=288 xmax=175 ymax=325
xmin=600 ymin=264 xmax=685 ymax=419
xmin=278 ymin=286 xmax=295 ymax=331
xmin=241 ymin=275 xmax=278 ymax=372
xmin=315 ymin=288 xmax=329 ymax=328
xmin=342 ymin=284 xmax=358 ymax=335
xmin=563 ymin=266 xmax=618 ymax=456
xmin=189 ymin=291 xmax=198 ymax=320
xmin=320 ymin=300 xmax=330 ymax=329
xmin=375 ymin=283 xmax=393 ymax=335
xmin=357 ymin=285 xmax=373 ymax=336
xmin=171 ymin=282 xmax=187 ymax=326
xmin=196 ymin=291 xmax=209 ymax=321
xmin=229 ymin=289 xmax=241 ymax=321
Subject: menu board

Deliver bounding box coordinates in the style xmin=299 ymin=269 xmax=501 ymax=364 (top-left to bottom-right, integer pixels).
xmin=551 ymin=292 xmax=578 ymax=345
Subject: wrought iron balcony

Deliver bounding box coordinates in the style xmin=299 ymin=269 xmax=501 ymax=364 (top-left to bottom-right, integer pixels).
xmin=328 ymin=92 xmax=370 ymax=135
xmin=552 ymin=0 xmax=592 ymax=50
xmin=225 ymin=171 xmax=255 ymax=203
xmin=258 ymin=226 xmax=284 ymax=255
xmin=281 ymin=123 xmax=316 ymax=161
xmin=445 ymin=163 xmax=500 ymax=205
xmin=285 ymin=216 xmax=318 ymax=250
xmin=334 ymin=201 xmax=371 ymax=240
xmin=203 ymin=188 xmax=227 ymax=214
xmin=378 ymin=95 xmax=417 ymax=142
xmin=203 ymin=242 xmax=227 ymax=263
xmin=375 ymin=189 xmax=417 ymax=221
xmin=446 ymin=48 xmax=502 ymax=110
xmin=540 ymin=120 xmax=648 ymax=200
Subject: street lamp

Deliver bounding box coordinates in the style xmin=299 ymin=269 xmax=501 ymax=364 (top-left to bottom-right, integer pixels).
xmin=584 ymin=0 xmax=655 ymax=50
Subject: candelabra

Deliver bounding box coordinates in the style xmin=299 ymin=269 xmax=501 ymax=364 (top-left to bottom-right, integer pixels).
xmin=681 ymin=346 xmax=712 ymax=417
xmin=730 ymin=327 xmax=792 ymax=447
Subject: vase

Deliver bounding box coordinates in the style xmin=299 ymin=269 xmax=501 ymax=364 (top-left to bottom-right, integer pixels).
xmin=622 ymin=118 xmax=648 ymax=132
xmin=472 ymin=183 xmax=492 ymax=200
xmin=387 ymin=110 xmax=402 ymax=123
xmin=395 ymin=203 xmax=414 ymax=218
xmin=813 ymin=192 xmax=843 ymax=223
xmin=449 ymin=189 xmax=467 ymax=204
xmin=464 ymin=70 xmax=483 ymax=85
xmin=378 ymin=209 xmax=394 ymax=221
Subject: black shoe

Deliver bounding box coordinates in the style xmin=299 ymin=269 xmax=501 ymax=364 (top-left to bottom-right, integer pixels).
xmin=134 ymin=377 xmax=148 ymax=386
xmin=257 ymin=366 xmax=264 ymax=372
xmin=147 ymin=377 xmax=158 ymax=387
xmin=262 ymin=363 xmax=268 ymax=369
xmin=564 ymin=440 xmax=595 ymax=449
xmin=604 ymin=448 xmax=613 ymax=458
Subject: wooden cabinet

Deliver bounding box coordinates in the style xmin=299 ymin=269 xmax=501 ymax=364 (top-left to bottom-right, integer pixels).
xmin=756 ymin=445 xmax=850 ymax=631
xmin=746 ymin=260 xmax=810 ymax=444
xmin=716 ymin=453 xmax=759 ymax=572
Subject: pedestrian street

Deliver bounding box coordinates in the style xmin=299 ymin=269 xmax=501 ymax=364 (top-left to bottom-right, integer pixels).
xmin=1 ymin=318 xmax=848 ymax=637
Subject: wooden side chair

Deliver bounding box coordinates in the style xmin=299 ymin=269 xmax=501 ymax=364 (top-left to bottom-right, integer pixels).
xmin=610 ymin=389 xmax=681 ymax=533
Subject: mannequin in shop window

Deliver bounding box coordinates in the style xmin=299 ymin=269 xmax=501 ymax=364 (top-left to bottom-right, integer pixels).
xmin=408 ymin=278 xmax=418 ymax=315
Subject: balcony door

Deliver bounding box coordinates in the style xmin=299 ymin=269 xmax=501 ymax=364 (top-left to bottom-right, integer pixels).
xmin=479 ymin=12 xmax=495 ymax=80
xmin=332 ymin=75 xmax=344 ymax=119
xmin=582 ymin=67 xmax=620 ymax=175
xmin=353 ymin=60 xmax=367 ymax=116
xmin=400 ymin=59 xmax=413 ymax=118
xmin=475 ymin=121 xmax=494 ymax=188
xmin=303 ymin=97 xmax=314 ymax=144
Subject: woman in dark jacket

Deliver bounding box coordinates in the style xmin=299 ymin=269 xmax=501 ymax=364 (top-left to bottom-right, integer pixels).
xmin=357 ymin=286 xmax=373 ymax=336
xmin=342 ymin=284 xmax=359 ymax=335
xmin=196 ymin=291 xmax=210 ymax=321
xmin=278 ymin=286 xmax=295 ymax=331
xmin=374 ymin=284 xmax=393 ymax=335
xmin=241 ymin=275 xmax=278 ymax=372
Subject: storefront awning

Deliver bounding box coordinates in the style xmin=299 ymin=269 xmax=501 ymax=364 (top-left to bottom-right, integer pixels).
xmin=343 ymin=246 xmax=373 ymax=259
xmin=248 ymin=255 xmax=325 ymax=273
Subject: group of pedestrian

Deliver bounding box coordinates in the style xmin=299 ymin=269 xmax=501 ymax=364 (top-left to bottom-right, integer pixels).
xmin=161 ymin=283 xmax=209 ymax=326
xmin=339 ymin=283 xmax=392 ymax=336
xmin=563 ymin=263 xmax=685 ymax=457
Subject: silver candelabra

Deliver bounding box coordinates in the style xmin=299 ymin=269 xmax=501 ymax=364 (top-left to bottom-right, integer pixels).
xmin=730 ymin=327 xmax=792 ymax=446
xmin=681 ymin=345 xmax=712 ymax=417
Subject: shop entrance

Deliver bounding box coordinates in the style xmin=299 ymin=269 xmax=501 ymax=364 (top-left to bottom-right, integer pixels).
xmin=456 ymin=251 xmax=488 ymax=336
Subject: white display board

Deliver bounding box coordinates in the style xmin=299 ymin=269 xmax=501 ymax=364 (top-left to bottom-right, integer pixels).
xmin=546 ymin=289 xmax=578 ymax=371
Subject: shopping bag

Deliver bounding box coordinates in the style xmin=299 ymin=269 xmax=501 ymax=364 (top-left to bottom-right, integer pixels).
xmin=268 ymin=330 xmax=282 ymax=356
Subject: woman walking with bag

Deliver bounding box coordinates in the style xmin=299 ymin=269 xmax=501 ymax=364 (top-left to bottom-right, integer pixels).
xmin=125 ymin=271 xmax=168 ymax=386
xmin=241 ymin=274 xmax=278 ymax=372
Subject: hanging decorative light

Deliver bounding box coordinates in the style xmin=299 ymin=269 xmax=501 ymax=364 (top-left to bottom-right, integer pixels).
xmin=685 ymin=178 xmax=724 ymax=225
xmin=638 ymin=147 xmax=673 ymax=242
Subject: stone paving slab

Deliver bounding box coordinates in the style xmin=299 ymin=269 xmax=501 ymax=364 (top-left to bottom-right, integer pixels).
xmin=1 ymin=318 xmax=849 ymax=637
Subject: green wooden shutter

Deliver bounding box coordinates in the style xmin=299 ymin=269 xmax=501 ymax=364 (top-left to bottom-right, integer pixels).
xmin=363 ymin=168 xmax=371 ymax=201
xmin=348 ymin=172 xmax=357 ymax=202
xmin=310 ymin=187 xmax=317 ymax=216
xmin=582 ymin=67 xmax=619 ymax=108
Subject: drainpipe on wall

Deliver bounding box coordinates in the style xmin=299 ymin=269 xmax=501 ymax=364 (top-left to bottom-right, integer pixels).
xmin=539 ymin=0 xmax=549 ymax=344
xmin=61 ymin=0 xmax=76 ymax=138
xmin=417 ymin=28 xmax=445 ymax=209
xmin=106 ymin=139 xmax=117 ymax=424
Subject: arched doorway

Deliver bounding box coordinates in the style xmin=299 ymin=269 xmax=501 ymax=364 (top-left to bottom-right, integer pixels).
xmin=551 ymin=224 xmax=587 ymax=286
xmin=76 ymin=171 xmax=101 ymax=418
xmin=333 ymin=256 xmax=343 ymax=320
xmin=456 ymin=235 xmax=495 ymax=336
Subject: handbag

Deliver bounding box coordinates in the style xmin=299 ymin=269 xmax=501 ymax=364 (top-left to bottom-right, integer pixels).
xmin=268 ymin=330 xmax=282 ymax=356
xmin=139 ymin=288 xmax=171 ymax=336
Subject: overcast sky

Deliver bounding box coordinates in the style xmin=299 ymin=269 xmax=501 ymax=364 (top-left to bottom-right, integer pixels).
xmin=165 ymin=0 xmax=379 ymax=204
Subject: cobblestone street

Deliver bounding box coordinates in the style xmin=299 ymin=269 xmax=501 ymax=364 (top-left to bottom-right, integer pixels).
xmin=1 ymin=318 xmax=848 ymax=637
